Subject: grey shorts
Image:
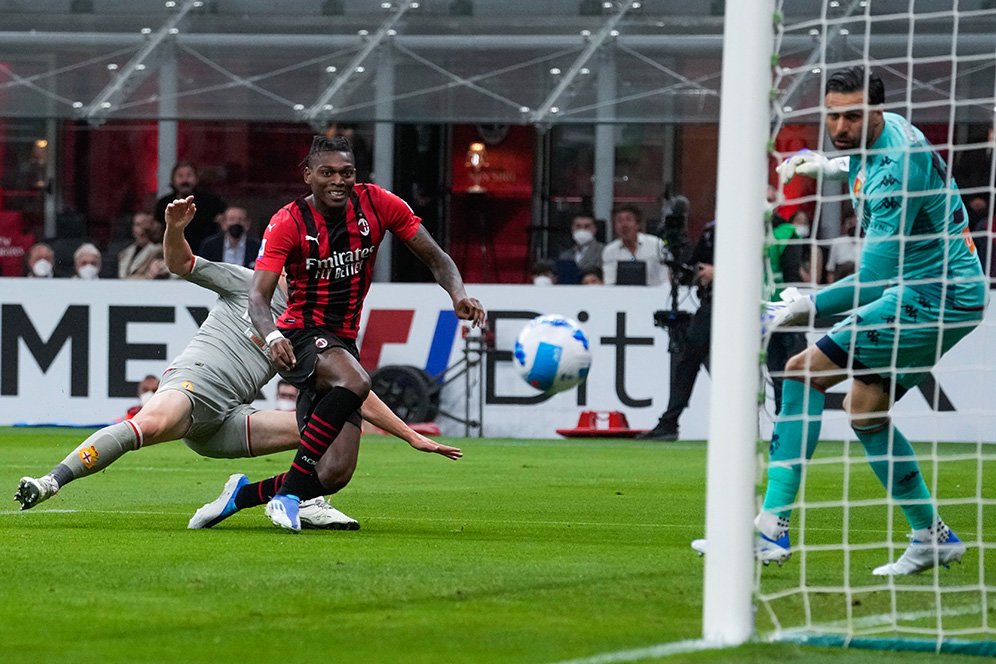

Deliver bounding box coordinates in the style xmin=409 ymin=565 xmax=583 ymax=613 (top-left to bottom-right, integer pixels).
xmin=158 ymin=366 xmax=259 ymax=459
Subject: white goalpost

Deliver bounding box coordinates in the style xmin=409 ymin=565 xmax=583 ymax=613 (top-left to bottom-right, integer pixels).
xmin=708 ymin=0 xmax=995 ymax=655
xmin=703 ymin=0 xmax=773 ymax=646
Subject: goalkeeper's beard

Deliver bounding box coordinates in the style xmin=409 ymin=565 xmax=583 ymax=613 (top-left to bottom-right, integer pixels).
xmin=832 ymin=135 xmax=857 ymax=150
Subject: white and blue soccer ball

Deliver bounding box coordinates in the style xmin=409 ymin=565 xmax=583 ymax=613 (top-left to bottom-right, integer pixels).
xmin=513 ymin=314 xmax=592 ymax=394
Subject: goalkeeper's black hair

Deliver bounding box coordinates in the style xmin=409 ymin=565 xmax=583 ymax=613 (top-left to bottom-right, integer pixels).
xmin=826 ymin=66 xmax=885 ymax=106
xmin=301 ymin=134 xmax=354 ymax=168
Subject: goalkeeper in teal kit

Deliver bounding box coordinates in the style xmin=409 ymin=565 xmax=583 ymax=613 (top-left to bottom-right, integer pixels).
xmin=695 ymin=66 xmax=987 ymax=575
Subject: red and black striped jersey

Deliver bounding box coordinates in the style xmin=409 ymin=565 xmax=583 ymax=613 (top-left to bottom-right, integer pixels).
xmin=255 ymin=183 xmax=421 ymax=339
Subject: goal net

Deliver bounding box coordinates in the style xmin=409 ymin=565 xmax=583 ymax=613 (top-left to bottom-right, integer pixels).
xmin=758 ymin=0 xmax=996 ymax=654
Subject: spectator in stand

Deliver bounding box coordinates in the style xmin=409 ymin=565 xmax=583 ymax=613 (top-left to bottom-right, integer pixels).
xmin=558 ymin=213 xmax=604 ymax=273
xmin=72 ymin=243 xmax=101 ymax=280
xmin=25 ymin=242 xmax=55 ymax=278
xmin=274 ymin=380 xmax=299 ymax=412
xmin=601 ymin=205 xmax=670 ymax=286
xmin=198 ymin=206 xmax=260 ymax=268
xmin=118 ymin=212 xmax=165 ymax=279
xmin=789 ymin=209 xmax=823 ymax=284
xmin=124 ymin=375 xmax=161 ymax=420
xmin=154 ymin=161 xmax=227 ymax=254
xmin=788 ymin=208 xmax=811 ymax=239
xmin=580 ymin=266 xmax=604 ymax=285
xmin=825 ymin=211 xmax=860 ymax=283
xmin=530 ymin=258 xmax=558 ymax=285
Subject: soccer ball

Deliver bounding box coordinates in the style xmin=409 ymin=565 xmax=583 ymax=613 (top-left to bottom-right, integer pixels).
xmin=513 ymin=314 xmax=592 ymax=394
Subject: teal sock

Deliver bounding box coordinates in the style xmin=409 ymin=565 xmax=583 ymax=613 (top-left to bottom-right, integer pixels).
xmin=762 ymin=379 xmax=825 ymax=519
xmin=853 ymin=421 xmax=935 ymax=530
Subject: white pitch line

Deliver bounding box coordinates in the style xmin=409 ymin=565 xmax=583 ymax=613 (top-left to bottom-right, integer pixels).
xmin=0 ymin=509 xmax=189 ymax=516
xmin=0 ymin=506 xmax=909 ymax=534
xmin=548 ymin=604 xmax=994 ymax=664
xmin=548 ymin=638 xmax=726 ymax=664
xmin=4 ymin=464 xmax=224 ymax=473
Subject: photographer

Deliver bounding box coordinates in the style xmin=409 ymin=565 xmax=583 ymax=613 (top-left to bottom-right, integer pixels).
xmin=639 ymin=209 xmax=714 ymax=441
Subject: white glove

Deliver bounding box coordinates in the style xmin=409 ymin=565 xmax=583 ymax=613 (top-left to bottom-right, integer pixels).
xmin=776 ymin=150 xmax=850 ymax=184
xmin=761 ymin=287 xmax=815 ymax=336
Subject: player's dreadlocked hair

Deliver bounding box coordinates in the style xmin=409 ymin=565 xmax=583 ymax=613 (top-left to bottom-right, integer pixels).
xmin=301 ymin=134 xmax=354 ymax=168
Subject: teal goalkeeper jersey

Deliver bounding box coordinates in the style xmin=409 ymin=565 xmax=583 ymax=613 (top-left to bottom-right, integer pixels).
xmin=814 ymin=112 xmax=987 ymax=316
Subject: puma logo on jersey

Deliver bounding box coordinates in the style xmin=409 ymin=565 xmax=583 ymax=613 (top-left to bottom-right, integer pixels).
xmin=306 ymin=233 xmax=321 ymax=244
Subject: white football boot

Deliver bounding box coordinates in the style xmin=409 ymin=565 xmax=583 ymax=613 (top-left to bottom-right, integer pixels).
xmin=690 ymin=533 xmax=791 ymax=566
xmin=14 ymin=476 xmax=59 ymax=510
xmin=187 ymin=473 xmax=249 ymax=529
xmin=298 ymin=497 xmax=360 ymax=530
xmin=873 ymin=524 xmax=966 ymax=576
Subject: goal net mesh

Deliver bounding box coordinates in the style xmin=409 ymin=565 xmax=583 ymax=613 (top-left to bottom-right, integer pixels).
xmin=760 ymin=0 xmax=995 ymax=653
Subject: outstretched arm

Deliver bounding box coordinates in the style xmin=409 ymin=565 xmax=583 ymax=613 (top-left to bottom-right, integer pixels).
xmin=403 ymin=226 xmax=486 ymax=328
xmin=163 ymin=196 xmax=197 ymax=276
xmin=249 ymin=269 xmax=296 ymax=371
xmin=361 ymin=390 xmax=462 ymax=460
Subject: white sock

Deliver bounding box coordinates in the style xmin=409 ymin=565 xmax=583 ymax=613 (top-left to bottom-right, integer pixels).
xmin=754 ymin=511 xmax=790 ymax=540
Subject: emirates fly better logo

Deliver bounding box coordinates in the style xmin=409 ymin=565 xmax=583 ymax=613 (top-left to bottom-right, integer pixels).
xmin=305 ymin=246 xmax=376 ymax=279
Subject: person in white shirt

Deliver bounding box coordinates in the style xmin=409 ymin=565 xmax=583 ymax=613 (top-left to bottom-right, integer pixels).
xmin=601 ymin=204 xmax=670 ymax=286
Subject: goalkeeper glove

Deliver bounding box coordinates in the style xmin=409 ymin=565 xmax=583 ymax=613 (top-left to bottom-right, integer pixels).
xmin=762 ymin=287 xmax=816 ymax=337
xmin=776 ymin=150 xmax=850 ymax=184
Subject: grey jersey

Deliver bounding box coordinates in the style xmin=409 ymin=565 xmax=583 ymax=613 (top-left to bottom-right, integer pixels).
xmin=167 ymin=257 xmax=287 ymax=405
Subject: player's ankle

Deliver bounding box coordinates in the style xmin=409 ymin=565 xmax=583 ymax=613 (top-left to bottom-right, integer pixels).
xmin=755 ymin=511 xmax=790 ymax=540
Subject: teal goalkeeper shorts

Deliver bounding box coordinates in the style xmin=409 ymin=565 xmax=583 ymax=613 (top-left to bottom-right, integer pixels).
xmin=815 ymin=285 xmax=984 ymax=398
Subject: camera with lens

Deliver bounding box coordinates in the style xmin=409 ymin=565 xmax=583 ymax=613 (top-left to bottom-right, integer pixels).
xmin=657 ymin=198 xmax=697 ymax=287
xmin=652 ymin=195 xmax=696 ymax=354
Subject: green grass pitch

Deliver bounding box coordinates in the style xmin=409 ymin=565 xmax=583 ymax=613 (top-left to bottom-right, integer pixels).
xmin=0 ymin=427 xmax=991 ymax=663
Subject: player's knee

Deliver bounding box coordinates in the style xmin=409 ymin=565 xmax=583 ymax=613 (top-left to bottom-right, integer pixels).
xmin=846 ymin=397 xmax=888 ymax=430
xmin=317 ymin=372 xmax=369 ymax=399
xmin=130 ymin=411 xmax=166 ymax=439
xmin=850 ymin=413 xmax=887 ymax=432
xmin=317 ymin=462 xmax=356 ymax=494
xmin=783 ymin=351 xmax=811 ymax=375
xmin=346 ymin=372 xmax=371 ymax=399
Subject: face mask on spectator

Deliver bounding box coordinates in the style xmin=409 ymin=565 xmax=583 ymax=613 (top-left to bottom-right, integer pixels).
xmin=532 ymin=275 xmax=553 ymax=286
xmin=275 ymin=398 xmax=297 ymax=412
xmin=77 ymin=264 xmax=99 ymax=280
xmin=139 ymin=391 xmax=155 ymax=406
xmin=794 ymin=224 xmax=811 ymax=238
xmin=572 ymin=229 xmax=594 ymax=246
xmin=228 ymin=224 xmax=245 ymax=240
xmin=31 ymin=259 xmax=53 ymax=278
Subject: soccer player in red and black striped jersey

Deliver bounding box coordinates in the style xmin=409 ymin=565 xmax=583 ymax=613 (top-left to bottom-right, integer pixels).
xmin=248 ymin=135 xmax=486 ymax=531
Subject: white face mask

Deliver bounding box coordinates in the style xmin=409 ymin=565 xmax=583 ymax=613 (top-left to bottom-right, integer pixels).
xmin=572 ymin=229 xmax=594 ymax=246
xmin=532 ymin=275 xmax=554 ymax=286
xmin=139 ymin=391 xmax=155 ymax=406
xmin=77 ymin=264 xmax=100 ymax=280
xmin=31 ymin=259 xmax=53 ymax=278
xmin=794 ymin=224 xmax=811 ymax=238
xmin=275 ymin=398 xmax=297 ymax=412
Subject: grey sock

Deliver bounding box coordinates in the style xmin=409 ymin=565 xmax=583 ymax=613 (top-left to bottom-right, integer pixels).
xmin=47 ymin=421 xmax=142 ymax=488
